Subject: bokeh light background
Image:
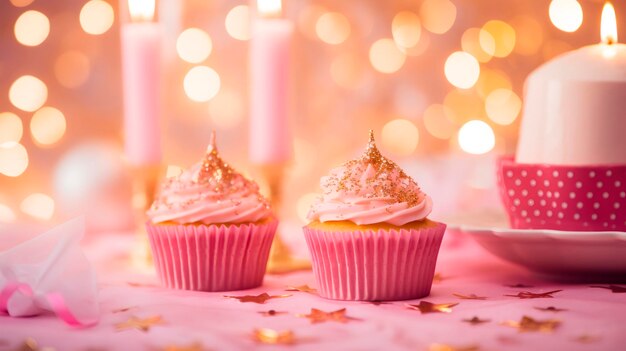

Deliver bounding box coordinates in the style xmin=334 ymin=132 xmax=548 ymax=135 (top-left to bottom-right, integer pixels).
xmin=0 ymin=0 xmax=622 ymax=230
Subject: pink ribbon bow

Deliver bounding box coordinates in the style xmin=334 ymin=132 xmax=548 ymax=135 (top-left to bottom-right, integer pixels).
xmin=0 ymin=282 xmax=97 ymax=327
xmin=0 ymin=218 xmax=99 ymax=327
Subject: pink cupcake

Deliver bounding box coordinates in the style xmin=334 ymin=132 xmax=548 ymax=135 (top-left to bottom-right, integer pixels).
xmin=303 ymin=131 xmax=446 ymax=301
xmin=146 ymin=133 xmax=277 ymax=292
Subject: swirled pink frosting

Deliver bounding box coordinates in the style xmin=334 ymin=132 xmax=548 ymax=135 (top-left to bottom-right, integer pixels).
xmin=148 ymin=134 xmax=272 ymax=225
xmin=307 ymin=131 xmax=432 ymax=226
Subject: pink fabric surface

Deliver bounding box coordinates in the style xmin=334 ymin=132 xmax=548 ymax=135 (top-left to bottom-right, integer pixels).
xmin=1 ymin=230 xmax=625 ymax=350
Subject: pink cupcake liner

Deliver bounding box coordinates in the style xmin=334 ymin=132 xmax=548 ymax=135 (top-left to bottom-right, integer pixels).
xmin=303 ymin=222 xmax=446 ymax=301
xmin=146 ymin=219 xmax=277 ymax=292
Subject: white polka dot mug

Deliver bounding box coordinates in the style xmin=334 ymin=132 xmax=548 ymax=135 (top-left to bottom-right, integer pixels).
xmin=497 ymin=157 xmax=626 ymax=231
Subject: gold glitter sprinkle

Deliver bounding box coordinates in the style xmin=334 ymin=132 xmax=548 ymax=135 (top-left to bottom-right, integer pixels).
xmin=326 ymin=130 xmax=425 ymax=208
xmin=150 ymin=131 xmax=271 ymax=214
xmin=198 ymin=131 xmax=236 ymax=186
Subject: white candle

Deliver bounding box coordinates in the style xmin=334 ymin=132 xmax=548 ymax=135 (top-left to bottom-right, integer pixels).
xmin=517 ymin=3 xmax=626 ymax=165
xmin=121 ymin=0 xmax=162 ymax=166
xmin=249 ymin=0 xmax=293 ymax=165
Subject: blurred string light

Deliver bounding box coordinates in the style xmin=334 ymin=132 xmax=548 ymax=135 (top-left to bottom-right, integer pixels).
xmin=549 ymin=0 xmax=583 ymax=32
xmin=176 ymin=28 xmax=212 ymax=63
xmin=10 ymin=0 xmax=35 ymax=7
xmin=0 ymin=113 xmax=23 ymax=144
xmin=316 ymin=12 xmax=350 ymax=45
xmin=20 ymin=193 xmax=55 ymax=221
xmin=423 ymin=104 xmax=456 ymax=140
xmin=444 ymin=51 xmax=480 ymax=89
xmin=296 ymin=193 xmax=318 ymax=223
xmin=0 ymin=142 xmax=28 ymax=177
xmin=381 ymin=119 xmax=419 ymax=156
xmin=9 ymin=75 xmax=48 ymax=112
xmin=511 ymin=16 xmax=543 ymax=56
xmin=369 ymin=38 xmax=406 ymax=73
xmin=80 ymin=0 xmax=115 ymax=36
xmin=54 ymin=51 xmax=91 ymax=88
xmin=475 ymin=68 xmax=512 ymax=99
xmin=392 ymin=11 xmax=421 ymax=49
xmin=485 ymin=89 xmax=521 ymax=125
xmin=481 ymin=20 xmax=516 ymax=58
xmin=0 ymin=203 xmax=16 ymax=223
xmin=14 ymin=11 xmax=50 ymax=47
xmin=444 ymin=89 xmax=484 ymax=124
xmin=403 ymin=31 xmax=431 ymax=56
xmin=208 ymin=90 xmax=244 ymax=129
xmin=30 ymin=107 xmax=67 ymax=146
xmin=225 ymin=5 xmax=251 ymax=41
xmin=458 ymin=120 xmax=495 ymax=155
xmin=461 ymin=28 xmax=494 ymax=63
xmin=420 ymin=0 xmax=456 ymax=34
xmin=183 ymin=66 xmax=220 ymax=102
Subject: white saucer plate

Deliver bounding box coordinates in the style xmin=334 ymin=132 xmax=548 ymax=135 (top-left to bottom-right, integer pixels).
xmin=456 ymin=225 xmax=626 ymax=276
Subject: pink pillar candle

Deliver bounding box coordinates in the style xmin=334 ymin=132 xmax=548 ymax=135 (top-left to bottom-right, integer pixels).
xmin=121 ymin=22 xmax=162 ymax=166
xmin=249 ymin=11 xmax=293 ymax=165
xmin=517 ymin=3 xmax=626 ymax=165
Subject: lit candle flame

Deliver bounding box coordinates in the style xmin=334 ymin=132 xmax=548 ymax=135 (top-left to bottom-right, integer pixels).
xmin=257 ymin=0 xmax=282 ymax=17
xmin=128 ymin=0 xmax=155 ymax=22
xmin=601 ymin=2 xmax=618 ymax=44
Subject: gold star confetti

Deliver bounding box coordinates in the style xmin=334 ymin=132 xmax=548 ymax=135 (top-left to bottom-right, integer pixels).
xmin=590 ymin=285 xmax=626 ymax=293
xmin=462 ymin=316 xmax=491 ymax=325
xmin=505 ymin=283 xmax=534 ymax=288
xmin=224 ymin=293 xmax=291 ymax=304
xmin=534 ymin=306 xmax=567 ymax=312
xmin=429 ymin=343 xmax=480 ymax=351
xmin=252 ymin=328 xmax=295 ymax=345
xmin=258 ymin=310 xmax=288 ymax=317
xmin=285 ymin=285 xmax=317 ymax=294
xmin=573 ymin=335 xmax=601 ymax=343
xmin=115 ymin=315 xmax=164 ymax=332
xmin=297 ymin=308 xmax=359 ymax=324
xmin=502 ymin=316 xmax=560 ymax=333
xmin=405 ymin=301 xmax=459 ymax=314
xmin=453 ymin=293 xmax=487 ymax=300
xmin=13 ymin=338 xmax=53 ymax=351
xmin=161 ymin=343 xmax=205 ymax=351
xmin=112 ymin=306 xmax=136 ymax=313
xmin=433 ymin=273 xmax=445 ymax=283
xmin=504 ymin=289 xmax=562 ymax=299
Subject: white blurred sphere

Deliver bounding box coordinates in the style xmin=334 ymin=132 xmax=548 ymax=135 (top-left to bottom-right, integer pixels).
xmin=53 ymin=142 xmax=133 ymax=233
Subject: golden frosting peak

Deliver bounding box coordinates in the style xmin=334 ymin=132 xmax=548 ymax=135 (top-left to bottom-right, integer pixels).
xmin=333 ymin=130 xmax=424 ymax=207
xmin=198 ymin=131 xmax=236 ymax=187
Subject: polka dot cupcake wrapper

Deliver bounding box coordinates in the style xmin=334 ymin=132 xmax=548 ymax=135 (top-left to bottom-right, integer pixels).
xmin=497 ymin=157 xmax=626 ymax=232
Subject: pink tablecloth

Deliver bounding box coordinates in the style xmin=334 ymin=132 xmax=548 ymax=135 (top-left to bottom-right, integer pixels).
xmin=1 ymin=229 xmax=625 ymax=351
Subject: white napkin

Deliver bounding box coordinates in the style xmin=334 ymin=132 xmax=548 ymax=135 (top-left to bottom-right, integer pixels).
xmin=0 ymin=217 xmax=99 ymax=326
